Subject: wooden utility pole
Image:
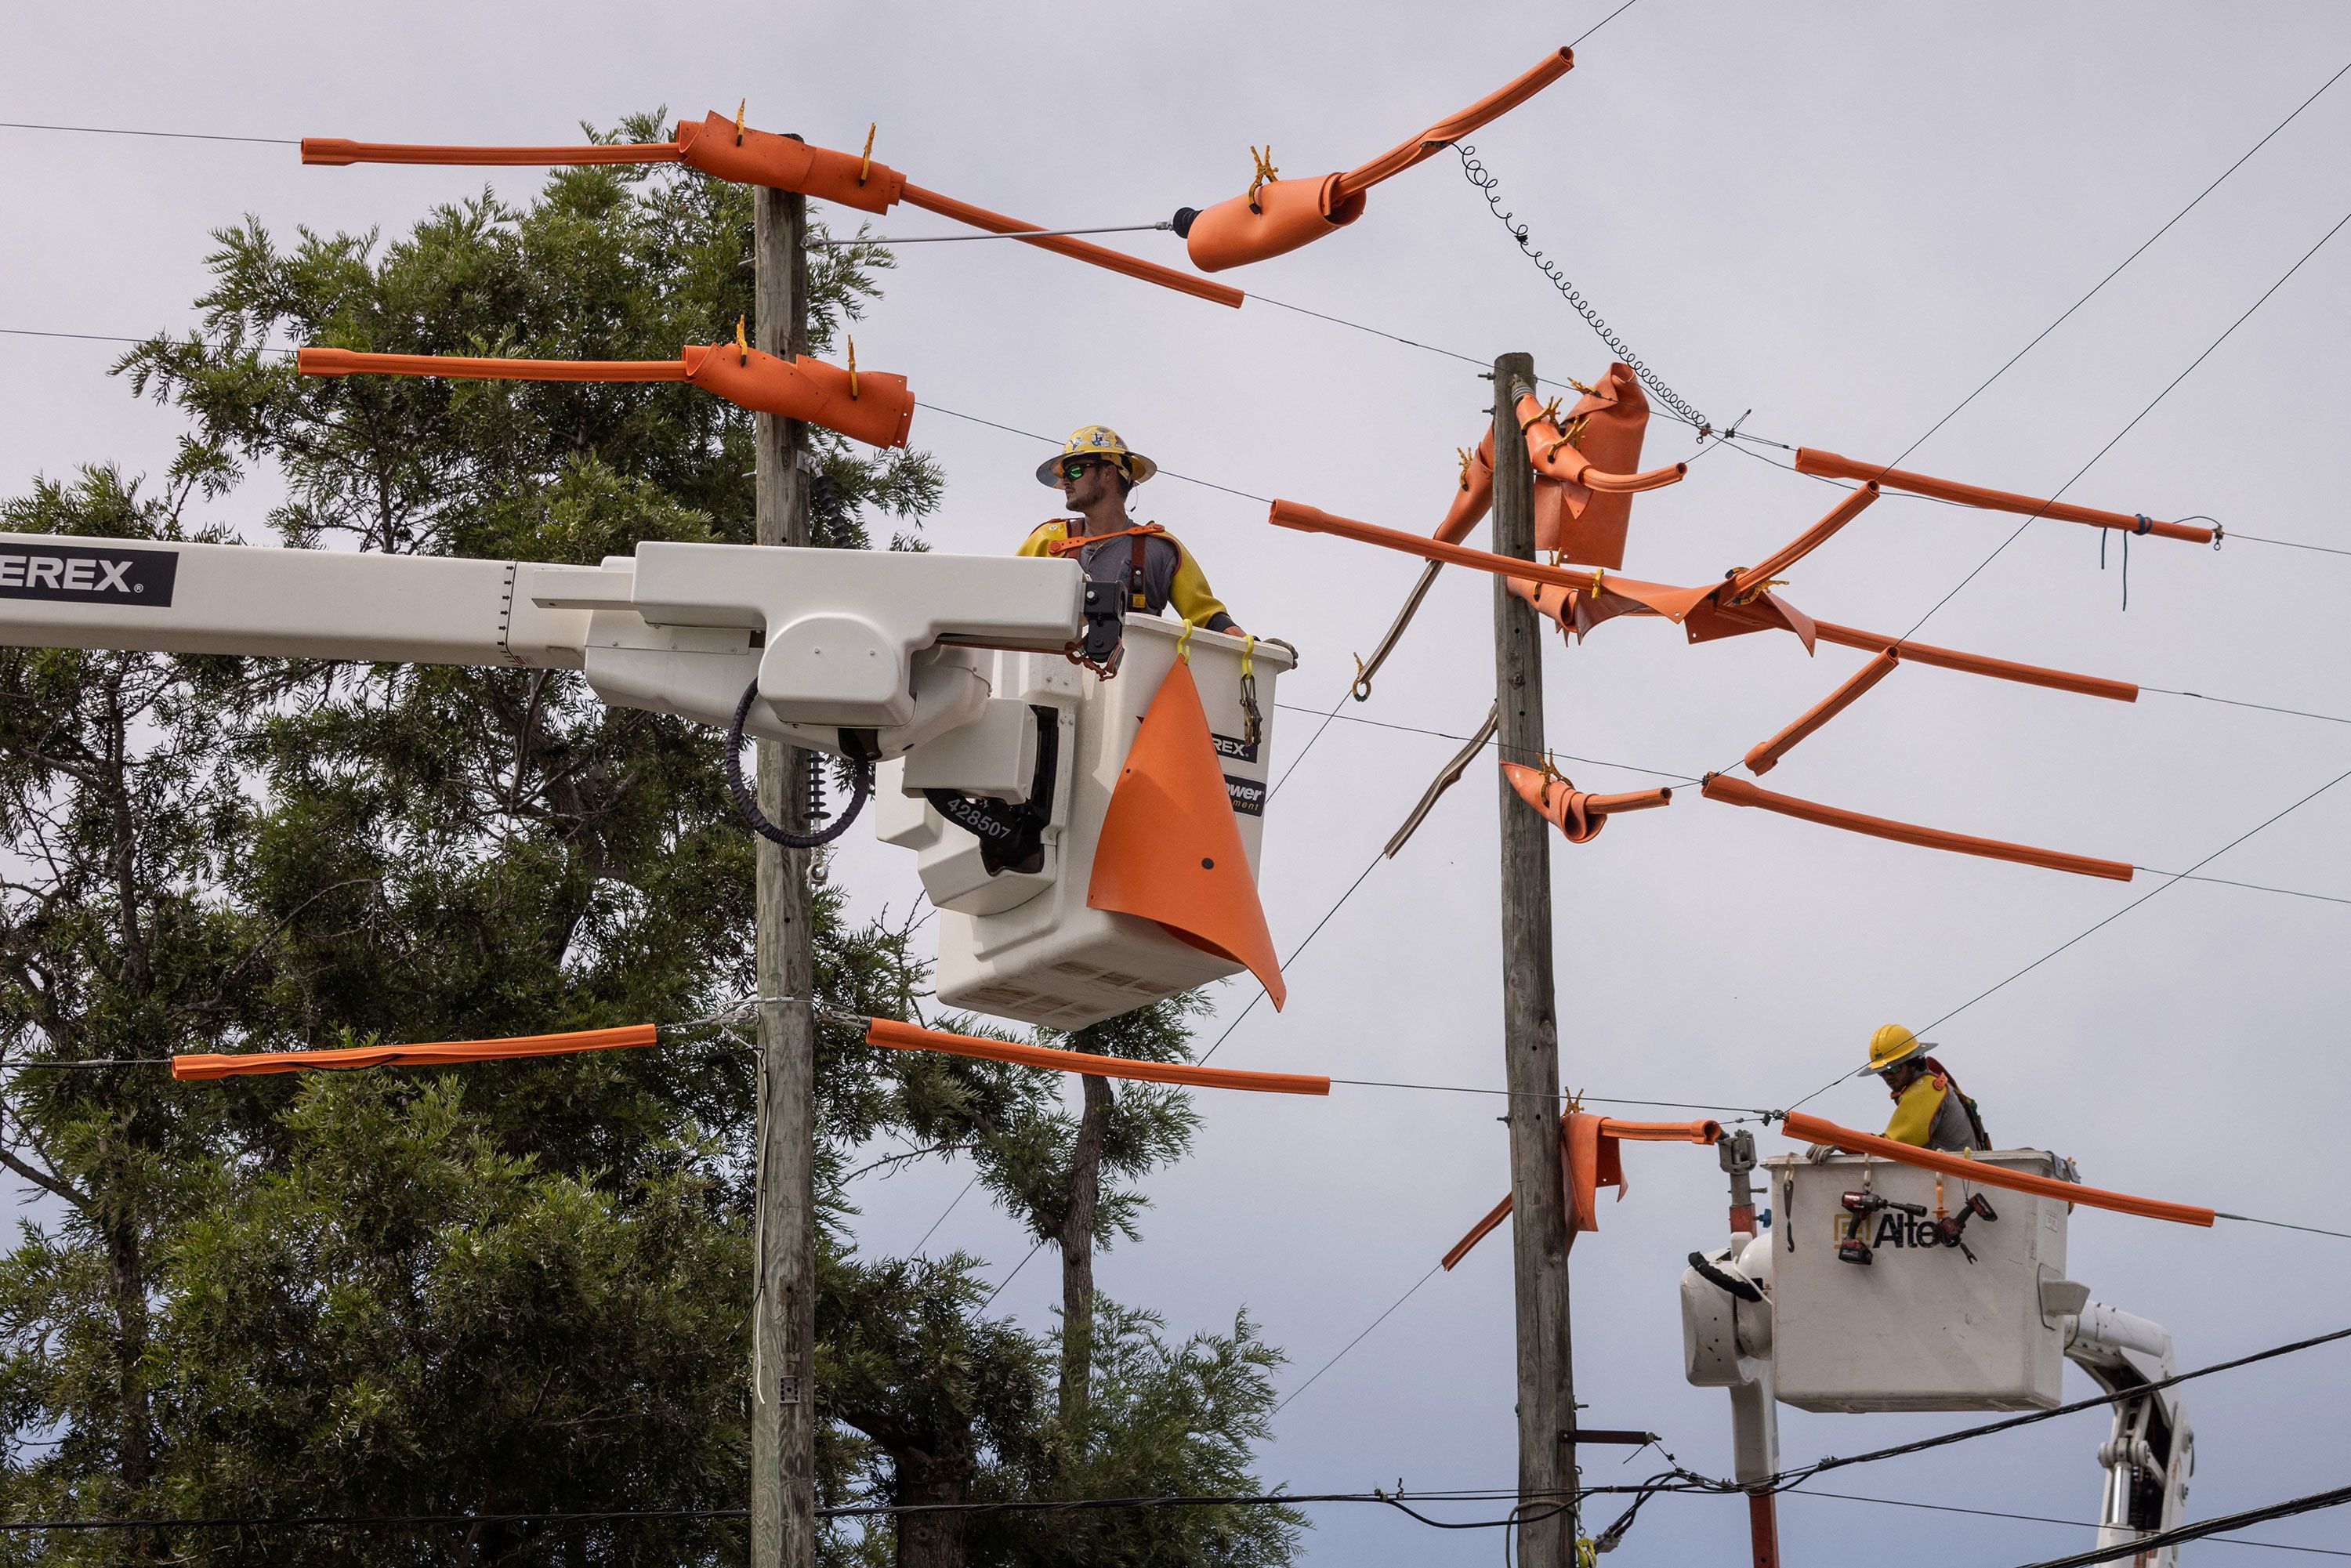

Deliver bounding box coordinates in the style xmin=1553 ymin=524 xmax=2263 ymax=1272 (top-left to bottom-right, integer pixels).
xmin=750 ymin=183 xmax=818 ymax=1568
xmin=1490 ymin=350 xmax=1578 ymax=1564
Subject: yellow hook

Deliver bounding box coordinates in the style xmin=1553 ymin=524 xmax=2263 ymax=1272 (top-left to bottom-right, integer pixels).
xmin=734 ymin=98 xmax=747 ymax=146
xmin=858 ymin=121 xmax=875 ymax=185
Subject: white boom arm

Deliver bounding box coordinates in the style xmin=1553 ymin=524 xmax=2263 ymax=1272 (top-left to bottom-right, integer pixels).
xmin=0 ymin=532 xmax=1088 ymax=759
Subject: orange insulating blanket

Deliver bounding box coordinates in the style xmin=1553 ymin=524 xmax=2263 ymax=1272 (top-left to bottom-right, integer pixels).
xmin=1744 ymin=651 xmax=1901 ymax=775
xmin=1780 ymin=1112 xmax=2214 ymax=1228
xmin=1702 ymin=773 xmax=2133 ymax=882
xmin=898 ymin=183 xmax=1243 ymax=309
xmin=1434 ymin=431 xmax=1498 ymax=545
xmin=1086 ymin=661 xmax=1286 ymax=1009
xmin=304 ymin=113 xmax=907 ymax=215
xmin=1502 ymin=762 xmax=1672 ymax=844
xmin=1444 ymin=1112 xmax=1722 ymax=1268
xmin=297 ymin=343 xmax=915 ymax=450
xmin=1792 ymin=450 xmax=2215 ymax=545
xmin=864 ymin=1017 xmax=1326 ymax=1095
xmin=1183 ymin=47 xmax=1574 ymax=272
xmin=173 ymin=1024 xmax=659 ymax=1081
xmin=1514 ymin=379 xmax=1683 ymax=569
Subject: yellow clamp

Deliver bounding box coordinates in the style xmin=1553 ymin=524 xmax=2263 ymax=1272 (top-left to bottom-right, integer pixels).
xmin=734 ymin=99 xmax=748 ymax=146
xmin=857 ymin=122 xmax=875 ymax=185
xmin=734 ymin=314 xmax=749 ymax=365
xmin=846 ymin=335 xmax=858 ymax=399
xmin=1175 ymin=617 xmax=1196 ymax=664
xmin=1247 ymin=143 xmax=1279 ymax=212
xmin=1728 ymin=574 xmax=1788 ymax=607
xmin=1456 ymin=446 xmax=1474 ymax=491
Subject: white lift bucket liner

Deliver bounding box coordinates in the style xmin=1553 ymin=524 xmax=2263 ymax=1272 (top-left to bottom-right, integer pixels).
xmin=1766 ymin=1150 xmax=2072 ymax=1412
xmin=875 ymin=617 xmax=1289 ymax=1029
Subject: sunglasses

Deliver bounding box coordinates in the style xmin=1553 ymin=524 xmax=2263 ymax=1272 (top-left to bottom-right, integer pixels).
xmin=1058 ymin=457 xmax=1109 ymax=482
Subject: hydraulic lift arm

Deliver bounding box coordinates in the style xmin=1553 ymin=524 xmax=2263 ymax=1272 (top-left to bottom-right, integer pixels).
xmin=0 ymin=531 xmax=1093 ymax=760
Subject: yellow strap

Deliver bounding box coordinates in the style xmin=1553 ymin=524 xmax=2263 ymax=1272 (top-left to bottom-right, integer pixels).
xmin=1238 ymin=632 xmax=1255 ymax=680
xmin=1248 ymin=143 xmax=1279 ymax=209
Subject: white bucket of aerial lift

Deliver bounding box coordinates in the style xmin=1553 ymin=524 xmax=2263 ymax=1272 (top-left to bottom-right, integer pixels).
xmin=1760 ymin=1150 xmax=2079 ymax=1412
xmin=875 ymin=616 xmax=1291 ymax=1030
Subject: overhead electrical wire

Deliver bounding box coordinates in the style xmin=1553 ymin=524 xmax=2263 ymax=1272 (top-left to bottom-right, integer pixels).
xmin=1784 ymin=1488 xmax=2351 ymax=1560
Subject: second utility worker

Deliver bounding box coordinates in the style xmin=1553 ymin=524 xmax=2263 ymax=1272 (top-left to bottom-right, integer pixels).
xmin=1018 ymin=425 xmax=1241 ymax=634
xmin=1865 ymin=1024 xmax=1991 ymax=1153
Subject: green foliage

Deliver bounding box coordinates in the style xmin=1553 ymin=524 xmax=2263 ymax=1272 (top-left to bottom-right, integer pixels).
xmin=0 ymin=116 xmax=1299 ymax=1568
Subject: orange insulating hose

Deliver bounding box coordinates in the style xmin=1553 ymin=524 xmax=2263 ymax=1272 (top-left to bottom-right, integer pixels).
xmin=1780 ymin=1112 xmax=2215 ymax=1228
xmin=1792 ymin=450 xmax=2214 ymax=544
xmin=1702 ymin=774 xmax=2133 ymax=881
xmin=299 ymin=344 xmax=915 ymax=449
xmin=1743 ymin=651 xmax=1901 ymax=775
xmin=174 ymin=1023 xmax=659 ymax=1081
xmin=864 ymin=1017 xmax=1328 ymax=1096
xmin=1443 ymin=1114 xmax=1719 ymax=1269
xmin=1332 ymin=48 xmax=1576 ymax=201
xmin=1270 ymin=498 xmax=1653 ymax=596
xmin=900 ymin=183 xmax=1244 ymax=308
xmin=1809 ymin=621 xmax=2137 ymax=703
xmin=298 ymin=347 xmax=684 ymax=382
xmin=1502 ymin=761 xmax=1671 ymax=844
xmin=1514 ymin=388 xmax=1686 ymax=494
xmin=302 ymin=137 xmax=683 ymax=168
xmin=1726 ymin=484 xmax=1881 ymax=599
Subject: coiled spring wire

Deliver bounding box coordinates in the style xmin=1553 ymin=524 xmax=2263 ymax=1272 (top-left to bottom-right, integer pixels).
xmin=1455 ymin=143 xmax=1712 ymax=436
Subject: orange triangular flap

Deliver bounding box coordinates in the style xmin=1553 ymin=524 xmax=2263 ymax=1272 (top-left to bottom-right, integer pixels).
xmin=1502 ymin=762 xmax=1673 ymax=844
xmin=1087 ymin=661 xmax=1286 ymax=1008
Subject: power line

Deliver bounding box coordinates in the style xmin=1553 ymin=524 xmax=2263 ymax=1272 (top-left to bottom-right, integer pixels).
xmin=1894 ymin=197 xmax=2351 ymax=643
xmin=2012 ymin=1481 xmax=2351 ymax=1568
xmin=0 ymin=120 xmax=295 ymax=145
xmin=1197 ymin=849 xmax=1384 ymax=1065
xmin=2146 ymin=688 xmax=2351 ymax=727
xmin=1783 ymin=752 xmax=2351 ymax=1115
xmin=1784 ymin=1487 xmax=2351 ymax=1559
xmin=1273 ymin=1263 xmax=1444 ymax=1415
xmin=1270 ymin=701 xmax=1703 ymax=784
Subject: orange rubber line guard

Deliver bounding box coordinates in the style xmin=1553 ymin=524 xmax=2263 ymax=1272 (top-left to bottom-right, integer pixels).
xmin=1780 ymin=1111 xmax=2214 ymax=1227
xmin=900 ymin=183 xmax=1242 ymax=308
xmin=175 ymin=1023 xmax=659 ymax=1081
xmin=1744 ymin=651 xmax=1900 ymax=775
xmin=865 ymin=1018 xmax=1327 ymax=1096
xmin=1793 ymin=449 xmax=2212 ymax=544
xmin=1703 ymin=774 xmax=2133 ymax=881
xmin=1809 ymin=621 xmax=2137 ymax=703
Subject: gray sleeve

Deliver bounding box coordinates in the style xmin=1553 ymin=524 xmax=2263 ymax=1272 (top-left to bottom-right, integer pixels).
xmin=1926 ymin=1092 xmax=1982 ymax=1153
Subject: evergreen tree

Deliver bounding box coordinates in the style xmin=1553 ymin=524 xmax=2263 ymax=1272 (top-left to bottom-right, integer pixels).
xmin=0 ymin=117 xmax=1300 ymax=1567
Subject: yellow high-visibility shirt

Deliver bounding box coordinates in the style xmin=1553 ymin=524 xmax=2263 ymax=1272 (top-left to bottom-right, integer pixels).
xmin=1016 ymin=520 xmax=1234 ymax=631
xmin=1882 ymin=1076 xmax=1948 ymax=1147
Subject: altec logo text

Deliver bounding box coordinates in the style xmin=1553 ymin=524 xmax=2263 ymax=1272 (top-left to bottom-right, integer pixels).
xmin=0 ymin=545 xmax=178 ymax=607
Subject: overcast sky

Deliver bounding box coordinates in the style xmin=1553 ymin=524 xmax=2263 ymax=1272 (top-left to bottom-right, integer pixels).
xmin=8 ymin=2 xmax=2351 ymax=1563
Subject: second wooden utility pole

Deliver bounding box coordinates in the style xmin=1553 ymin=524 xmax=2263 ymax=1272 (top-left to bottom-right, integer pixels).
xmin=1490 ymin=350 xmax=1579 ymax=1564
xmin=749 ymin=183 xmax=819 ymax=1568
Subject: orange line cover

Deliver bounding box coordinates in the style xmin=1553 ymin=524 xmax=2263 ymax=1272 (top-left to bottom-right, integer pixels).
xmin=1810 ymin=621 xmax=2137 ymax=703
xmin=298 ymin=343 xmax=915 ymax=449
xmin=1744 ymin=651 xmax=1900 ymax=775
xmin=864 ymin=1017 xmax=1327 ymax=1095
xmin=1444 ymin=1113 xmax=1720 ymax=1269
xmin=1186 ymin=48 xmax=1574 ymax=272
xmin=174 ymin=1024 xmax=659 ymax=1081
xmin=1792 ymin=449 xmax=2213 ymax=544
xmin=1780 ymin=1111 xmax=2214 ymax=1228
xmin=1502 ymin=761 xmax=1671 ymax=843
xmin=1702 ymin=773 xmax=2133 ymax=882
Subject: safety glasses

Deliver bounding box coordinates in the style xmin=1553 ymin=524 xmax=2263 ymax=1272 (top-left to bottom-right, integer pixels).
xmin=1058 ymin=457 xmax=1103 ymax=482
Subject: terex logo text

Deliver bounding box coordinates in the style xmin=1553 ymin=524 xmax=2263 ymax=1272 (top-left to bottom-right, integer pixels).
xmin=0 ymin=545 xmax=178 ymax=607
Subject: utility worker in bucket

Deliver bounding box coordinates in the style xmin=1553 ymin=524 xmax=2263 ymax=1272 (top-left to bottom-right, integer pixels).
xmin=1864 ymin=1024 xmax=1991 ymax=1153
xmin=1018 ymin=425 xmax=1242 ymax=635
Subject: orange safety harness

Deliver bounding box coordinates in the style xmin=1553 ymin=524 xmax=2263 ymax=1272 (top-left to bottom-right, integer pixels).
xmin=1045 ymin=521 xmax=1171 ymax=612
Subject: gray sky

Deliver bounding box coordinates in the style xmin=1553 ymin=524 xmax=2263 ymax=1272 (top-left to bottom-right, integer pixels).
xmin=8 ymin=2 xmax=2351 ymax=1561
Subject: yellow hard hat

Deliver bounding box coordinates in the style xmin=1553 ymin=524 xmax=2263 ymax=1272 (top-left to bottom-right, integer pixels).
xmin=1865 ymin=1023 xmax=1929 ymax=1076
xmin=1035 ymin=424 xmax=1157 ymax=487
